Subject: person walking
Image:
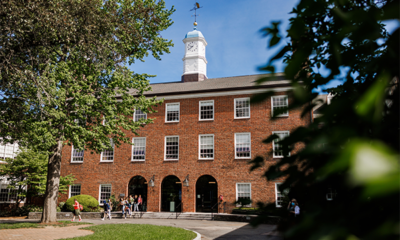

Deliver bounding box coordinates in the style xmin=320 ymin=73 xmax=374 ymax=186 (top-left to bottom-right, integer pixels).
xmin=102 ymin=200 xmax=112 ymax=220
xmin=72 ymin=199 xmax=82 ymax=222
xmin=133 ymin=195 xmax=139 ymax=212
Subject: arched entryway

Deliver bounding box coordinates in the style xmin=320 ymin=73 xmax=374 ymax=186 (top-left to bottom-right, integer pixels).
xmin=161 ymin=175 xmax=182 ymax=212
xmin=128 ymin=176 xmax=148 ymax=211
xmin=196 ymin=175 xmax=218 ymax=212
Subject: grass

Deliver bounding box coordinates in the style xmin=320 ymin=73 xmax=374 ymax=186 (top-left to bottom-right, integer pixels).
xmin=0 ymin=220 xmax=90 ymax=229
xmin=62 ymin=224 xmax=197 ymax=240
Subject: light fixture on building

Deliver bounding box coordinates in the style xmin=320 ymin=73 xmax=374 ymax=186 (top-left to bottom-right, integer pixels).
xmin=183 ymin=175 xmax=189 ymax=187
xmin=149 ymin=175 xmax=155 ymax=187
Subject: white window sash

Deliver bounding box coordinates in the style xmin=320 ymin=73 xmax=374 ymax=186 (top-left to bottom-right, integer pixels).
xmin=272 ymin=131 xmax=290 ymax=158
xmin=132 ymin=137 xmax=146 ymax=161
xmin=275 ymin=183 xmax=284 ymax=207
xmin=199 ymin=134 xmax=214 ymax=160
xmin=165 ymin=103 xmax=180 ymax=122
xmin=164 ymin=136 xmax=179 ymax=160
xmin=234 ymin=98 xmax=250 ymax=119
xmin=235 ymin=133 xmax=251 ymax=159
xmin=133 ymin=109 xmax=147 ymax=122
xmin=199 ymin=100 xmax=214 ymax=121
xmin=100 ymin=139 xmax=114 ymax=162
xmin=71 ymin=145 xmax=84 ymax=163
xmin=99 ymin=184 xmax=112 ymax=205
xmin=236 ymin=183 xmax=251 ymax=207
xmin=271 ymin=95 xmax=289 ymax=117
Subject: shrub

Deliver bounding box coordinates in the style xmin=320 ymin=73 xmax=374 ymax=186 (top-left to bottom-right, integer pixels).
xmin=65 ymin=195 xmax=100 ymax=212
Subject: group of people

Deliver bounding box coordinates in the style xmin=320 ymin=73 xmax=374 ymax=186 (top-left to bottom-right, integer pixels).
xmin=120 ymin=195 xmax=143 ymax=219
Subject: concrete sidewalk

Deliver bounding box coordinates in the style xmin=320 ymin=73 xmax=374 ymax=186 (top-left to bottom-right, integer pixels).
xmin=0 ymin=218 xmax=282 ymax=240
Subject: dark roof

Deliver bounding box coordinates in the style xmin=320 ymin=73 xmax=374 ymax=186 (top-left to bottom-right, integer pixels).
xmin=129 ymin=73 xmax=290 ymax=97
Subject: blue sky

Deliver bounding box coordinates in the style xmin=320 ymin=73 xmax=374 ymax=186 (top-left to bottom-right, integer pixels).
xmin=128 ymin=0 xmax=399 ymax=93
xmin=129 ymin=0 xmax=299 ymax=84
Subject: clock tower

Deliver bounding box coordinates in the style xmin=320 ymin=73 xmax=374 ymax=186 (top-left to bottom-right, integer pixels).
xmin=182 ymin=23 xmax=208 ymax=82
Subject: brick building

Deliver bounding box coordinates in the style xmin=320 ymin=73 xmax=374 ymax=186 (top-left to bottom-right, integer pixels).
xmin=60 ymin=26 xmax=311 ymax=213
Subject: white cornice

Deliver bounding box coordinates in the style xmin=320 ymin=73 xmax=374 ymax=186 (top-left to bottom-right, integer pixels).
xmin=154 ymin=87 xmax=293 ymax=100
xmin=182 ymin=55 xmax=208 ymax=63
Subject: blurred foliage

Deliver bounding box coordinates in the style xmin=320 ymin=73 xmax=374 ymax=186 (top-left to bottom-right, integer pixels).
xmin=250 ymin=0 xmax=399 ymax=239
xmin=0 ymin=149 xmax=75 ymax=198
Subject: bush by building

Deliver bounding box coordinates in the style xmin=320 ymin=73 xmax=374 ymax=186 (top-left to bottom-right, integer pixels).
xmin=65 ymin=195 xmax=100 ymax=212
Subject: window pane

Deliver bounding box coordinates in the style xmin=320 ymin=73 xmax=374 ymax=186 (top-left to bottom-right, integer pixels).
xmin=72 ymin=147 xmax=84 ymax=162
xmin=236 ymin=133 xmax=251 ymax=158
xmin=100 ymin=184 xmax=111 ymax=203
xmin=200 ymin=135 xmax=214 ymax=159
xmin=165 ymin=137 xmax=179 ymax=159
xmin=272 ymin=96 xmax=288 ymax=116
xmin=166 ymin=104 xmax=180 ymax=122
xmin=273 ymin=132 xmax=289 ymax=157
xmin=134 ymin=109 xmax=147 ymax=122
xmin=70 ymin=185 xmax=81 ymax=197
xmin=132 ymin=138 xmax=146 ymax=160
xmin=200 ymin=101 xmax=214 ymax=120
xmin=101 ymin=139 xmax=114 ymax=161
xmin=235 ymin=99 xmax=250 ymax=118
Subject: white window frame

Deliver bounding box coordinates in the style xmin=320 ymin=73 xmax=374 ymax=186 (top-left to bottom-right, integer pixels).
xmin=235 ymin=183 xmax=251 ymax=207
xmin=100 ymin=138 xmax=114 ymax=162
xmin=272 ymin=131 xmax=290 ymax=158
xmin=133 ymin=108 xmax=147 ymax=122
xmin=198 ymin=134 xmax=214 ymax=160
xmin=199 ymin=100 xmax=214 ymax=121
xmin=132 ymin=137 xmax=146 ymax=161
xmin=0 ymin=178 xmax=21 ymax=203
xmin=164 ymin=136 xmax=179 ymax=161
xmin=69 ymin=184 xmax=81 ymax=198
xmin=234 ymin=97 xmax=250 ymax=119
xmin=98 ymin=184 xmax=112 ymax=205
xmin=275 ymin=183 xmax=284 ymax=207
xmin=234 ymin=133 xmax=251 ymax=159
xmin=0 ymin=141 xmax=20 ymax=161
xmin=271 ymin=95 xmax=289 ymax=117
xmin=165 ymin=103 xmax=180 ymax=123
xmin=70 ymin=145 xmax=84 ymax=163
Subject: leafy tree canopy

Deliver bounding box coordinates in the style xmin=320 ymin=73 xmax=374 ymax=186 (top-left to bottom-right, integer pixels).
xmin=0 ymin=0 xmax=174 ymax=222
xmin=251 ymin=0 xmax=399 ymax=239
xmin=0 ymin=149 xmax=75 ymax=199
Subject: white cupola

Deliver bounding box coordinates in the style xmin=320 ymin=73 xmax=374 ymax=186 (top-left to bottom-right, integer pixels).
xmin=182 ymin=23 xmax=208 ymax=82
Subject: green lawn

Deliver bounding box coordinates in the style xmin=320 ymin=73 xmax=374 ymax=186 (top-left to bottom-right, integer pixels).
xmin=0 ymin=221 xmax=90 ymax=229
xmin=63 ymin=224 xmax=197 ymax=240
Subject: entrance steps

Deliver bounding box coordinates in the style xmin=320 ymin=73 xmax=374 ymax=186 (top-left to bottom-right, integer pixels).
xmin=110 ymin=212 xmax=213 ymax=220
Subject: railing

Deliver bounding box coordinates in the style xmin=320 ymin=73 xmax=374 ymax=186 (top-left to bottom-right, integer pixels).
xmin=175 ymin=202 xmax=183 ymax=219
xmin=211 ymin=202 xmax=219 ymax=220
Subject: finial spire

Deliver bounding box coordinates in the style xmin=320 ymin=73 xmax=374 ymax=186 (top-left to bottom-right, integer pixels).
xmin=190 ymin=2 xmax=202 ymax=29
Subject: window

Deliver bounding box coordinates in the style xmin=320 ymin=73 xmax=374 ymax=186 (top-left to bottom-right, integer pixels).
xmin=326 ymin=188 xmax=337 ymax=201
xmin=199 ymin=100 xmax=214 ymax=120
xmin=234 ymin=98 xmax=250 ymax=119
xmin=0 ymin=179 xmax=17 ymax=203
xmin=166 ymin=103 xmax=180 ymax=122
xmin=0 ymin=141 xmax=19 ymax=161
xmin=235 ymin=133 xmax=251 ymax=159
xmin=236 ymin=183 xmax=251 ymax=206
xmin=132 ymin=138 xmax=146 ymax=161
xmin=199 ymin=135 xmax=214 ymax=159
xmin=101 ymin=138 xmax=114 ymax=162
xmin=272 ymin=131 xmax=290 ymax=158
xmin=71 ymin=146 xmax=84 ymax=163
xmin=69 ymin=184 xmax=81 ymax=198
xmin=165 ymin=136 xmax=179 ymax=160
xmin=271 ymin=95 xmax=289 ymax=117
xmin=275 ymin=183 xmax=284 ymax=207
xmin=134 ymin=109 xmax=147 ymax=122
xmin=99 ymin=184 xmax=111 ymax=204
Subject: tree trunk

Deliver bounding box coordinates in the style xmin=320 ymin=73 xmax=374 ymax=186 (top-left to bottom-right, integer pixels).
xmin=41 ymin=141 xmax=63 ymax=223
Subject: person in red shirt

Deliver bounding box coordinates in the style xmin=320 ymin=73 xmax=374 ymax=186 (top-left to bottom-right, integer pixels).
xmin=72 ymin=199 xmax=82 ymax=222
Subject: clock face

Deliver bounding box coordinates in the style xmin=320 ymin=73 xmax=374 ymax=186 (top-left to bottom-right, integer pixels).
xmin=187 ymin=42 xmax=198 ymax=52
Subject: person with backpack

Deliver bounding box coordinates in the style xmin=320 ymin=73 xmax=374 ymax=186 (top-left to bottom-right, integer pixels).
xmin=102 ymin=200 xmax=112 ymax=220
xmin=72 ymin=199 xmax=82 ymax=222
xmin=124 ymin=198 xmax=131 ymax=219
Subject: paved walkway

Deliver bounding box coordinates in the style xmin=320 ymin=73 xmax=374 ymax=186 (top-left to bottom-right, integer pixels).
xmin=0 ymin=224 xmax=93 ymax=240
xmin=0 ymin=218 xmax=282 ymax=240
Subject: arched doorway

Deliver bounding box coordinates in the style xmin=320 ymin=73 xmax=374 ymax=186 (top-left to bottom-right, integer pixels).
xmin=196 ymin=175 xmax=218 ymax=212
xmin=161 ymin=175 xmax=182 ymax=212
xmin=128 ymin=176 xmax=148 ymax=212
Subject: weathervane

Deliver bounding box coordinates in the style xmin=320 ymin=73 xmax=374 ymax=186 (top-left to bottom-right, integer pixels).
xmin=190 ymin=2 xmax=203 ymax=27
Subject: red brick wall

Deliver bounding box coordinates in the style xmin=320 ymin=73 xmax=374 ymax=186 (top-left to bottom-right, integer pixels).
xmin=60 ymin=92 xmax=310 ymax=213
